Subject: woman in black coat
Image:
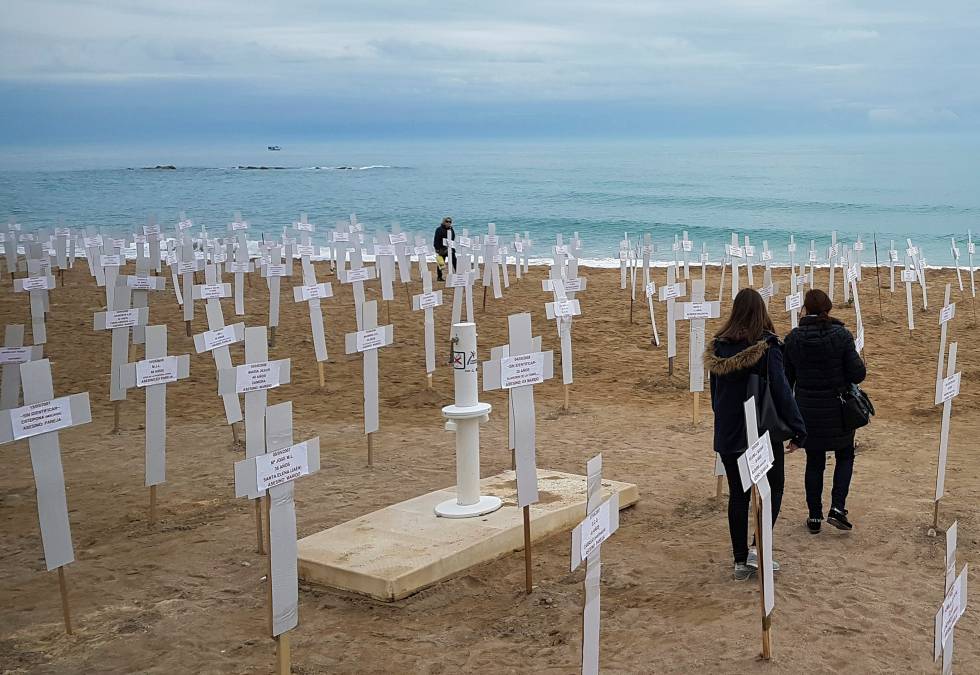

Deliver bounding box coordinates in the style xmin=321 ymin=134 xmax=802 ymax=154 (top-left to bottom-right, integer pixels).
xmin=705 ymin=288 xmax=807 ymax=580
xmin=783 ymin=289 xmax=867 ymax=533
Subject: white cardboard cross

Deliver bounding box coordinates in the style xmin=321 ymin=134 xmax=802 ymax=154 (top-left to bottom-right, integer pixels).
xmin=933 ymin=341 xmax=960 ymax=527
xmin=447 ymin=248 xmax=476 ymax=327
xmin=0 ymin=359 xmax=92 ymax=575
xmin=481 ymin=223 xmax=503 ymax=301
xmin=570 ymin=454 xmax=620 ymax=675
xmin=659 ymin=263 xmax=688 ymax=371
xmin=934 ymin=519 xmax=968 ymax=674
xmin=192 ymin=263 xmax=245 ymax=426
xmin=292 ymin=254 xmax=334 ymax=368
xmin=738 ymin=397 xmax=776 ymax=659
xmin=234 ymin=401 xmax=320 ymax=638
xmin=1 ymin=324 xmax=43 ymax=409
xmin=374 ymin=225 xmax=398 ymax=301
xmin=94 ymin=285 xmax=149 ymax=402
xmin=545 ymin=266 xmax=582 ymax=388
xmin=344 ymin=300 xmax=394 ymax=438
xmin=412 ymin=268 xmax=444 ymax=377
xmin=935 ymin=285 xmax=955 ymax=405
xmin=260 ymin=245 xmax=289 ymax=334
xmin=339 ymin=241 xmax=377 ymax=330
xmin=229 ymin=230 xmax=253 ymax=316
xmin=120 ymin=325 xmax=191 ymax=491
xmin=13 ymin=251 xmax=55 ymax=345
xmin=679 ymin=279 xmax=720 ymax=404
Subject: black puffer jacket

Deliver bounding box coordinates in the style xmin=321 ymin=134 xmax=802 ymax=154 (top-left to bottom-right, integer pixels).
xmin=783 ymin=316 xmax=867 ymax=452
xmin=705 ymin=333 xmax=807 ymax=455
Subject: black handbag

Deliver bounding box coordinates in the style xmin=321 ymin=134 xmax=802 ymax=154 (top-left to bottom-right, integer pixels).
xmin=840 ymin=383 xmax=875 ymax=430
xmin=746 ymin=347 xmax=795 ymax=445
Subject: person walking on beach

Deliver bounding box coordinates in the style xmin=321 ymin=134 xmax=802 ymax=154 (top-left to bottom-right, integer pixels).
xmin=433 ymin=216 xmax=455 ymax=282
xmin=783 ymin=289 xmax=867 ymax=534
xmin=705 ymin=288 xmax=807 ymax=580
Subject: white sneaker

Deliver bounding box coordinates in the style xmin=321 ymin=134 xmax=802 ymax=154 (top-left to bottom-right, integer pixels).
xmin=746 ymin=548 xmax=780 ymax=572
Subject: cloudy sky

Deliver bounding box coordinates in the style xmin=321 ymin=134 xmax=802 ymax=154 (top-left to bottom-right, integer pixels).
xmin=2 ymin=1 xmax=978 ymax=142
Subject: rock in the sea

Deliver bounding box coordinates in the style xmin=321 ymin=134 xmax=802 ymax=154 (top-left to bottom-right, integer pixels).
xmin=141 ymin=165 xmax=177 ymax=170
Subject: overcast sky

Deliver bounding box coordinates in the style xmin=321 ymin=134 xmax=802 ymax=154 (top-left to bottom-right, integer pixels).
xmin=2 ymin=1 xmax=978 ymax=142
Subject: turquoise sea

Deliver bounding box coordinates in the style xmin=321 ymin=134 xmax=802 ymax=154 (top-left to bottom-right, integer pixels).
xmin=0 ymin=135 xmax=978 ymax=265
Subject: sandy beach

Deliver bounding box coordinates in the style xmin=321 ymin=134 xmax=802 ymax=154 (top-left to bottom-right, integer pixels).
xmin=1 ymin=260 xmax=977 ymax=674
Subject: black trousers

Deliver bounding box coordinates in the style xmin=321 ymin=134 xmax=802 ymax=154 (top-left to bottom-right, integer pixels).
xmin=720 ymin=448 xmax=785 ymax=564
xmin=804 ymin=446 xmax=855 ymax=519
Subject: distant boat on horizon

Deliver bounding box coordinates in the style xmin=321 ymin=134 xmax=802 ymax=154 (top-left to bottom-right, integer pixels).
xmin=267 ymin=145 xmax=282 ymax=151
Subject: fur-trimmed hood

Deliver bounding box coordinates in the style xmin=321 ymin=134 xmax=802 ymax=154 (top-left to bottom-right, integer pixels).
xmin=704 ymin=338 xmax=770 ymax=376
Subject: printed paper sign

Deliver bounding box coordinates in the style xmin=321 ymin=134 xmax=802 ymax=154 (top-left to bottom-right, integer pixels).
xmin=127 ymin=276 xmax=154 ymax=290
xmin=417 ymin=291 xmax=441 ymax=310
xmin=282 ymin=236 xmax=296 ymax=246
xmin=758 ymin=285 xmax=774 ymax=300
xmin=761 ymin=250 xmax=773 ymax=262
xmin=202 ymin=325 xmax=239 ymax=351
xmin=296 ymin=244 xmax=315 ymax=257
xmin=228 ymin=261 xmax=251 ymax=273
xmin=907 ymin=247 xmax=918 ymax=258
xmin=387 ymin=232 xmax=407 ymax=245
xmin=940 ymin=304 xmax=956 ymax=325
xmin=619 ymin=251 xmax=629 ymax=261
xmin=828 ymin=244 xmax=839 ymax=258
xmin=374 ymin=244 xmax=395 ymax=256
xmin=294 ymin=221 xmax=314 ymax=232
xmin=808 ymin=251 xmax=818 ymax=262
xmin=485 ymin=235 xmax=499 ymax=246
xmin=84 ymin=236 xmax=102 ymax=248
xmin=414 ymin=245 xmax=429 ymax=255
xmin=178 ymin=261 xmax=198 ymax=275
xmin=21 ymin=276 xmax=52 ymax=291
xmin=846 ymin=266 xmax=859 ymax=283
xmin=235 ymin=361 xmax=281 ymax=393
xmin=744 ymin=245 xmax=756 ymax=257
xmin=514 ymin=241 xmax=524 ymax=253
xmin=700 ymin=253 xmax=709 ymax=263
xmin=554 ymin=244 xmax=568 ymax=255
xmin=255 ymin=442 xmax=311 ymax=491
xmin=727 ymin=245 xmax=744 ymax=258
xmin=580 ymin=500 xmax=612 ymax=560
xmin=659 ymin=284 xmax=682 ymax=301
xmin=787 ymin=242 xmax=797 ymax=253
xmin=298 ymin=284 xmax=326 ymax=300
xmin=853 ymin=241 xmax=864 ymax=251
xmin=940 ymin=570 xmax=967 ymax=649
xmin=941 ymin=372 xmax=961 ymax=403
xmin=501 ymin=352 xmax=545 ymax=389
xmin=901 ymin=269 xmax=917 ymax=283
xmin=230 ymin=221 xmax=248 ymax=231
xmin=645 ymin=281 xmax=656 ymax=299
xmin=0 ymin=347 xmax=32 ymax=364
xmin=447 ymin=273 xmax=469 ymax=288
xmin=682 ymin=240 xmax=693 ymax=252
xmin=682 ymin=302 xmax=713 ymax=319
xmin=671 ymin=242 xmax=680 ymax=252
xmin=889 ymin=250 xmax=899 ymax=262
xmin=458 ymin=236 xmax=472 ymax=249
xmin=104 ymin=309 xmax=139 ymax=329
xmin=785 ymin=293 xmax=802 ymax=311
xmin=744 ymin=433 xmax=774 ymax=486
xmin=198 ymin=284 xmax=225 ymax=299
xmin=554 ymin=300 xmax=575 ymax=317
xmin=101 ymin=254 xmax=122 ymax=267
xmin=356 ymin=328 xmax=386 ymax=352
xmin=854 ymin=328 xmax=865 ymax=353
xmin=10 ymin=397 xmax=73 ymax=440
xmin=332 ymin=232 xmax=350 ymax=243
xmin=970 ymin=243 xmax=976 ymax=255
xmin=136 ymin=356 xmax=179 ymax=387
xmin=265 ymin=264 xmax=287 ymax=277
xmin=345 ymin=267 xmax=370 ymax=283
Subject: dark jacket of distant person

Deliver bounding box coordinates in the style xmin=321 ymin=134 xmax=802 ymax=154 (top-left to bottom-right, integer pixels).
xmin=783 ymin=315 xmax=867 ymax=452
xmin=705 ymin=334 xmax=807 ymax=455
xmin=433 ymin=220 xmax=455 ymax=257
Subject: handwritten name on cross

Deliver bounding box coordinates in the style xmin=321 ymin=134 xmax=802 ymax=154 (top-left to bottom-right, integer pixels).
xmin=570 ymin=454 xmax=620 ymax=675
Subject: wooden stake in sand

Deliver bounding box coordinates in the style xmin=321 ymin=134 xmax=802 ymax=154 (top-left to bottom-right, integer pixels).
xmin=0 ymin=324 xmax=43 ymax=410
xmin=411 ymin=268 xmax=444 ymax=386
xmin=219 ymin=326 xmax=292 ymax=554
xmin=344 ymin=300 xmax=393 ymax=466
xmin=484 ymin=313 xmax=554 ymax=593
xmin=94 ymin=286 xmax=149 ymax=432
xmin=930 ymin=341 xmax=960 ymax=535
xmin=235 ymin=401 xmax=320 ymax=675
xmin=0 ymin=358 xmax=92 ymax=634
xmin=120 ymin=325 xmax=190 ymax=523
xmin=933 ymin=520 xmax=968 ymax=674
xmin=738 ymin=397 xmax=776 ymax=660
xmin=678 ymin=280 xmax=719 ymax=423
xmin=570 ymin=454 xmax=620 ymax=675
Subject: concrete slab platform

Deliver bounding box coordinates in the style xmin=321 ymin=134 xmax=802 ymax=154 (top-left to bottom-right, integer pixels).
xmin=297 ymin=469 xmax=639 ymax=602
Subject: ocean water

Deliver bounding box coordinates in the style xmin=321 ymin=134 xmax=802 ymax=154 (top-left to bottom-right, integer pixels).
xmin=1 ymin=135 xmax=978 ymax=266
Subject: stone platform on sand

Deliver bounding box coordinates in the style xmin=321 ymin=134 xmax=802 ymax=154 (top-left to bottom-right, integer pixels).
xmin=297 ymin=468 xmax=639 ymax=601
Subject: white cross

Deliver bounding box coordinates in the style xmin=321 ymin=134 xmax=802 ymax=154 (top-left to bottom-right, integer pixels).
xmin=846 ymin=259 xmax=864 ymax=353
xmin=484 ymin=314 xmax=553 ymax=591
xmin=94 ymin=285 xmax=149 ymax=404
xmin=522 ymin=230 xmax=533 ymax=275
xmin=413 ymin=235 xmax=432 ymax=280
xmin=659 ymin=263 xmax=687 ymax=375
xmin=727 ymin=232 xmax=743 ymax=299
xmin=446 ymin=248 xmax=476 ymax=327
xmin=902 ymin=256 xmax=917 ymax=334
xmin=389 ymin=222 xmax=413 ymax=284
xmin=950 ymin=236 xmax=964 ymax=292
xmin=785 ymin=273 xmax=802 ymax=330
xmin=143 ymin=215 xmax=162 ymax=273
xmin=739 ymin=397 xmax=775 ymax=660
xmin=481 ymin=223 xmax=503 ymax=304
xmin=120 ymin=324 xmax=190 ymax=520
xmin=619 ymin=233 xmax=630 ymax=291
xmin=3 ymin=220 xmax=19 ymax=278
xmin=968 ymin=231 xmax=976 ymax=298
xmin=0 ymin=358 xmax=92 ymax=633
xmin=193 ymin=263 xmax=245 ymax=427
xmin=827 ymin=231 xmax=839 ymax=301
xmin=642 ymin=238 xmax=661 ymax=347
xmin=744 ymin=235 xmax=756 ymax=287
xmin=339 ymin=239 xmax=377 ymax=330
xmin=178 ymin=237 xmax=202 ymax=334
xmin=787 ymin=235 xmax=797 ymax=275
xmin=545 ymin=263 xmax=583 ymax=404
xmin=344 ymin=300 xmax=394 ymax=464
xmin=570 ymin=454 xmax=620 ymax=675
xmin=14 ymin=249 xmax=56 ymax=345
xmin=125 ymin=245 xmax=166 ymax=346
xmin=235 ymin=401 xmax=320 ymax=643
xmin=512 ymin=233 xmax=525 ymax=280
xmin=907 ymin=238 xmax=928 ymax=310
xmin=260 ymin=244 xmax=290 ymax=342
xmin=227 ymin=230 xmax=253 ymax=316
xmin=678 ymin=279 xmax=720 ymax=422
xmin=412 ymin=268 xmax=444 ymax=383
xmin=932 ymin=341 xmax=960 ymax=533
xmin=0 ymin=324 xmax=43 ymax=410
xmin=681 ymin=230 xmax=692 ymax=279
xmin=934 ymin=520 xmax=968 ymax=674
xmin=292 ymin=247 xmax=333 ymax=387
xmin=373 ymin=225 xmax=398 ymax=302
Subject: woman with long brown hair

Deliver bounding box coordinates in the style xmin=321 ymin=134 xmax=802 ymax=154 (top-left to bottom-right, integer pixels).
xmin=705 ymin=288 xmax=806 ymax=579
xmin=784 ymin=289 xmax=866 ymax=533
